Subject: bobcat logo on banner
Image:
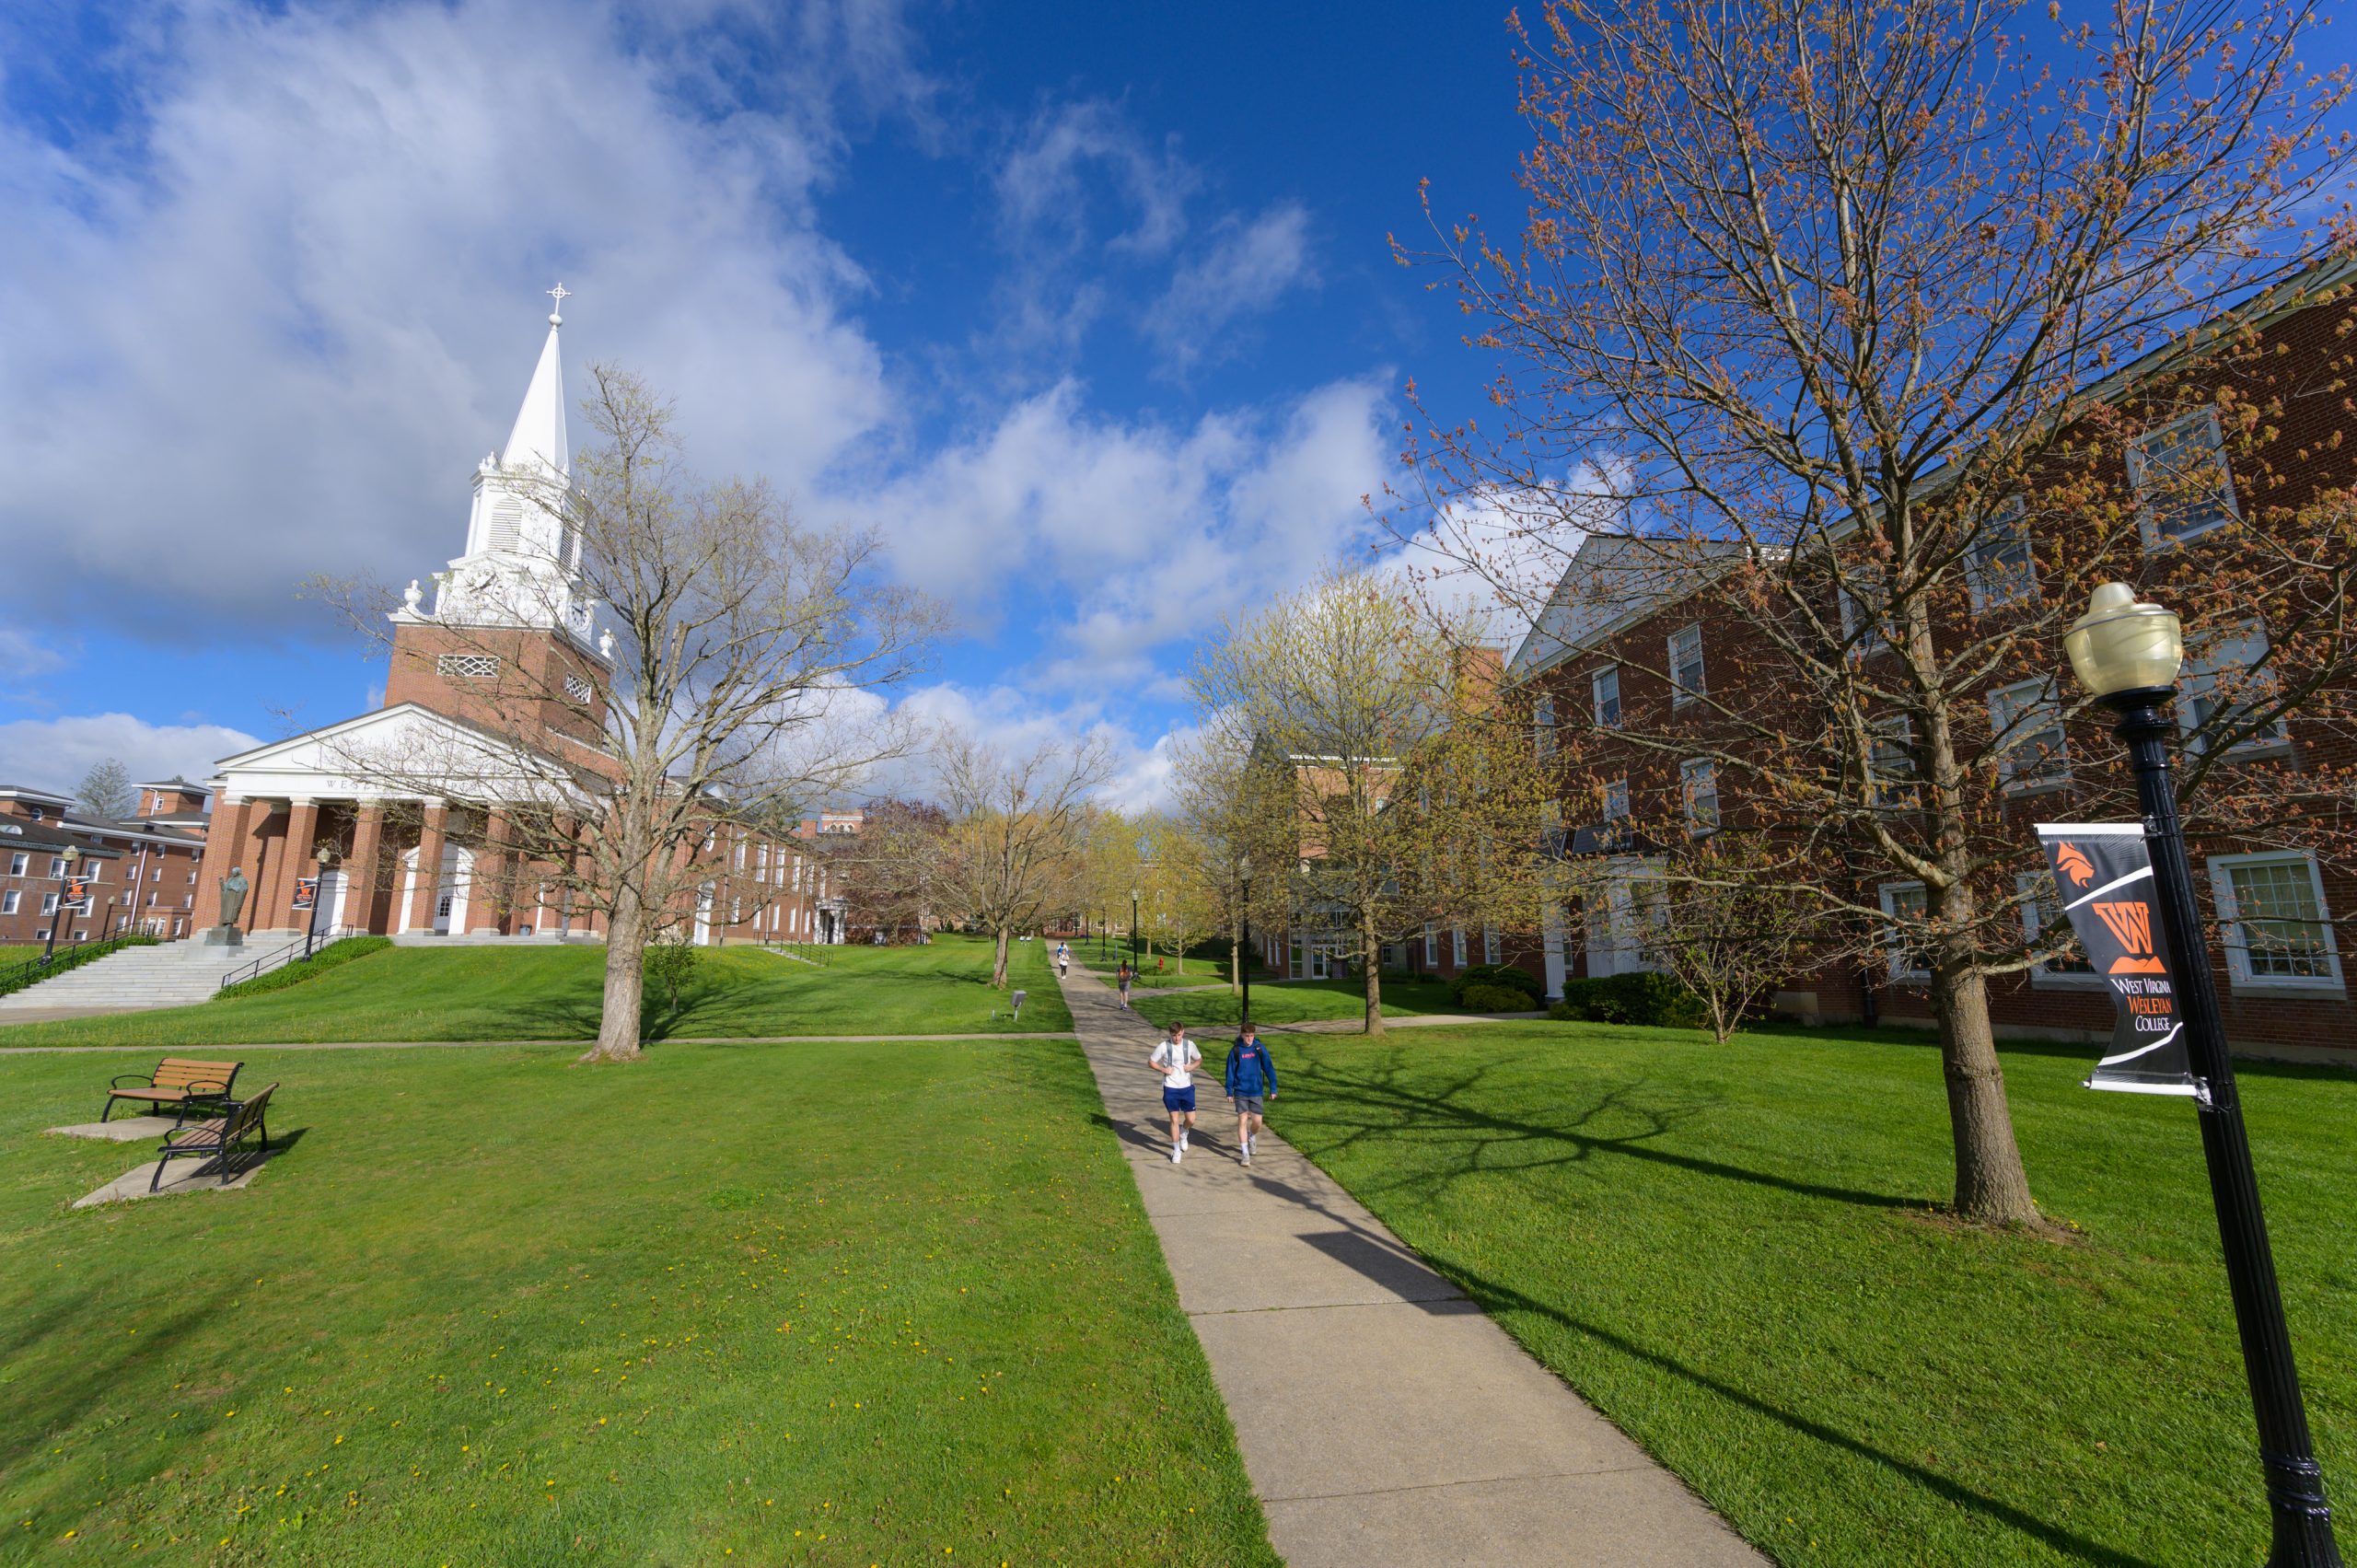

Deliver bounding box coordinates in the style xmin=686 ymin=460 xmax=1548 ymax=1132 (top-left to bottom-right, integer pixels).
xmin=2035 ymin=823 xmax=2198 ymax=1097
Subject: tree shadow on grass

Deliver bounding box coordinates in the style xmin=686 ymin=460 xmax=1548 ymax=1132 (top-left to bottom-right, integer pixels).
xmin=1293 ymin=1055 xmax=1923 ymax=1214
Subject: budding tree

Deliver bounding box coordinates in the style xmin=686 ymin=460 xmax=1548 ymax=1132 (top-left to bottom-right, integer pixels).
xmin=1402 ymin=0 xmax=2357 ymax=1223
xmin=315 ymin=365 xmax=936 ymax=1062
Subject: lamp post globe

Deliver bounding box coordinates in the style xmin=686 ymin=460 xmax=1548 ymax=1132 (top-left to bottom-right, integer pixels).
xmin=2064 ymin=583 xmax=2340 ymax=1566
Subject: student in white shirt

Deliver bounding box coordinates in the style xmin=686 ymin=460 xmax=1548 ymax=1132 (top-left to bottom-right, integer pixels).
xmin=1146 ymin=1018 xmax=1203 ymax=1165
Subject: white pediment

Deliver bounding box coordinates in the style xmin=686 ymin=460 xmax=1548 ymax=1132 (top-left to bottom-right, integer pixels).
xmin=213 ymin=703 xmax=584 ymax=806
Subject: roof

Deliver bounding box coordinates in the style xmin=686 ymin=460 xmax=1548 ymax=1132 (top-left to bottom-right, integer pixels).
xmin=0 ymin=819 xmax=125 ymax=859
xmin=136 ymin=775 xmax=212 ymax=796
xmin=1507 ymin=535 xmax=1758 ymax=681
xmin=0 ymin=784 xmax=75 ymax=806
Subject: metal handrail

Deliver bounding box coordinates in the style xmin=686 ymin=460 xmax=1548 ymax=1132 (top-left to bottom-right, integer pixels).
xmin=216 ymin=926 xmax=365 ymax=992
xmin=0 ymin=932 xmax=157 ymax=998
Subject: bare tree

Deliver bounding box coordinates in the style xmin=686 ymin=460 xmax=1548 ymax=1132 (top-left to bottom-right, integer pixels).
xmin=1167 ymin=715 xmax=1295 ymax=995
xmin=915 ymin=728 xmax=1115 ymax=987
xmin=314 ymin=366 xmax=938 ymax=1062
xmin=1192 ymin=571 xmax=1556 ymax=1035
xmin=75 ymin=759 xmax=134 ymax=822
xmin=829 ymin=799 xmax=946 ymax=941
xmin=1630 ymin=836 xmax=1820 ymax=1043
xmin=1402 ymin=0 xmax=2355 ymax=1223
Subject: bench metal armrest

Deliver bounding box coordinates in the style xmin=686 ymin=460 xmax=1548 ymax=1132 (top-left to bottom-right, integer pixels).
xmin=110 ymin=1072 xmax=160 ymax=1089
xmin=182 ymin=1080 xmax=230 ymax=1098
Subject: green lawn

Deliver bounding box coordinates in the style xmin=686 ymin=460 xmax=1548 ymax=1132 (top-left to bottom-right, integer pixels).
xmin=0 ymin=934 xmax=1070 ymax=1047
xmin=1266 ymin=1020 xmax=2357 ymax=1567
xmin=0 ymin=1037 xmax=1274 ymax=1566
xmin=1130 ymin=974 xmax=1472 ymax=1030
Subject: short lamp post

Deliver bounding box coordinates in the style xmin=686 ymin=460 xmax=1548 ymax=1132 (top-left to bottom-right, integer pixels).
xmin=41 ymin=844 xmax=81 ymax=966
xmin=1237 ymin=854 xmax=1253 ymax=1028
xmin=1130 ymin=886 xmax=1141 ymax=975
xmin=2065 ymin=582 xmax=2341 ymax=1566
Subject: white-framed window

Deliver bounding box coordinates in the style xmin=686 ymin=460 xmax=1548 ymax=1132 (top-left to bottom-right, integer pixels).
xmin=1965 ymin=497 xmax=2039 ymax=610
xmin=2179 ymin=621 xmax=2290 ymax=758
xmin=1679 ymin=758 xmax=1720 ymax=836
xmin=48 ymin=856 xmax=64 ymax=877
xmin=146 ymin=891 xmax=157 ymax=908
xmin=124 ymin=864 xmax=138 ymax=882
xmin=563 ymin=673 xmax=595 ymax=705
xmin=40 ymin=892 xmax=59 ymax=916
xmin=1667 ymin=625 xmax=1704 ymax=705
xmin=1482 ymin=924 xmax=1500 ymax=964
xmin=1868 ymin=716 xmax=1918 ymax=810
xmin=2016 ymin=870 xmax=2100 ymax=986
xmin=6 ymin=852 xmax=23 ymax=877
xmin=1987 ymin=678 xmax=2070 ymax=790
xmin=1533 ymin=693 xmax=1556 ymax=757
xmin=2130 ymin=408 xmax=2238 ymax=549
xmin=1878 ymin=882 xmax=1931 ymax=982
xmin=1837 ymin=575 xmax=1890 ymax=656
xmin=2209 ymin=852 xmax=2342 ymax=991
xmin=1591 ymin=666 xmax=1621 ymax=727
xmin=1422 ymin=923 xmax=1438 ymax=965
xmin=1602 ymin=777 xmax=1630 ymax=820
xmin=438 ymin=653 xmax=501 ymax=679
xmin=0 ymin=891 xmax=16 ymax=914
xmin=1451 ymin=926 xmax=1467 ymax=965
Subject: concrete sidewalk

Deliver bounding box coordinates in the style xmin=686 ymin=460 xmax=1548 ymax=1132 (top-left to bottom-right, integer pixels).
xmin=1058 ymin=959 xmax=1765 ymax=1568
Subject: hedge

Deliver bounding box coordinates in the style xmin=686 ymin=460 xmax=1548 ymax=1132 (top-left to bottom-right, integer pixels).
xmin=1449 ymin=962 xmax=1544 ymax=1005
xmin=1546 ymin=971 xmax=1709 ymax=1028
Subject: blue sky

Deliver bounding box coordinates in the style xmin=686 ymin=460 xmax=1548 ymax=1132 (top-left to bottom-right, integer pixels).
xmin=0 ymin=0 xmax=1538 ymax=807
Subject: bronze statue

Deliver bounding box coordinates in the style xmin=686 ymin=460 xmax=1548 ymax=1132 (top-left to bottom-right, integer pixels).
xmin=217 ymin=867 xmax=249 ymax=926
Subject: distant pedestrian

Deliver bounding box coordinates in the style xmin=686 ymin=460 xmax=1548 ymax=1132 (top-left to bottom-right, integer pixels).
xmin=1148 ymin=1018 xmax=1203 ymax=1165
xmin=1225 ymin=1021 xmax=1277 ymax=1167
xmin=1056 ymin=940 xmax=1071 ymax=979
xmin=1116 ymin=960 xmax=1133 ymax=1008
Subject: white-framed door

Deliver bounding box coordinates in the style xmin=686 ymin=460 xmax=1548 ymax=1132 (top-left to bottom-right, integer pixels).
xmin=1542 ymin=902 xmax=1567 ymax=997
xmin=317 ymin=869 xmax=348 ymax=930
xmin=694 ymin=884 xmax=715 ymax=946
xmin=397 ymin=844 xmax=471 ymax=935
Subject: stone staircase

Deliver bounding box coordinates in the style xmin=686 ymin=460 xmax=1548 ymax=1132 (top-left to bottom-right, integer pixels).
xmin=0 ymin=932 xmax=303 ymax=1015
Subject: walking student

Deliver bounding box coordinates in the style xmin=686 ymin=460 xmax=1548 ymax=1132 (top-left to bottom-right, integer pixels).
xmin=1225 ymin=1020 xmax=1277 ymax=1166
xmin=1055 ymin=940 xmax=1071 ymax=979
xmin=1148 ymin=1018 xmax=1202 ymax=1164
xmin=1116 ymin=959 xmax=1133 ymax=1008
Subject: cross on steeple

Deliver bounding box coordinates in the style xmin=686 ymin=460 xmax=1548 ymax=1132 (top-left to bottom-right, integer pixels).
xmin=547 ymin=282 xmax=569 ymax=324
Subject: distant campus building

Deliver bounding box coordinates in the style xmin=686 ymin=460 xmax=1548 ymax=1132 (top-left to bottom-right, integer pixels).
xmin=185 ymin=298 xmax=853 ymax=947
xmin=0 ymin=780 xmax=211 ymax=945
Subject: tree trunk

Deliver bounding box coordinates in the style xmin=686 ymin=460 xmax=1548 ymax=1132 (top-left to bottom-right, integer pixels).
xmin=992 ymin=925 xmax=1011 ymax=987
xmin=1929 ymin=951 xmax=2040 ymax=1226
xmin=1230 ymin=912 xmax=1243 ymax=994
xmin=583 ymin=889 xmax=645 ymax=1063
xmin=1362 ymin=912 xmax=1385 ymax=1037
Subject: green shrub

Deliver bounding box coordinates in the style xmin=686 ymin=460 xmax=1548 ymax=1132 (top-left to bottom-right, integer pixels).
xmin=1450 ymin=963 xmax=1543 ymax=1005
xmin=1459 ymin=981 xmax=1539 ymax=1013
xmin=644 ymin=939 xmax=701 ymax=1013
xmin=215 ymin=935 xmax=391 ymax=1000
xmin=1546 ymin=972 xmax=1709 ymax=1028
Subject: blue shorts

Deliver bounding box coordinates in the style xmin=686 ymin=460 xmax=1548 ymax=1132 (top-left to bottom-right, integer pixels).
xmin=1162 ymin=1086 xmax=1197 ymax=1113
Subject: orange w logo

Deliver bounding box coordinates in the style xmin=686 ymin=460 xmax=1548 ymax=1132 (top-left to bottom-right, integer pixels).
xmin=2093 ymin=900 xmax=2167 ymax=974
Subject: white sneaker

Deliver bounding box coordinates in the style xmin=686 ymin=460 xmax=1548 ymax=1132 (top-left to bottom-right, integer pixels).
xmin=1239 ymin=1149 xmax=1251 ymax=1167
xmin=1170 ymin=1146 xmax=1183 ymax=1165
xmin=1178 ymin=1130 xmax=1190 ymax=1151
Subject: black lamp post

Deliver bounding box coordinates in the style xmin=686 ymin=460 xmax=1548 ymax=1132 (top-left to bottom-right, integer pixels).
xmin=1129 ymin=886 xmax=1141 ymax=975
xmin=2065 ymin=582 xmax=2340 ymax=1567
xmin=41 ymin=844 xmax=80 ymax=966
xmin=1237 ymin=854 xmax=1253 ymax=1028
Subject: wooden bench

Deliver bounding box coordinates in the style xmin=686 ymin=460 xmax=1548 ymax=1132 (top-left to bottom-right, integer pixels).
xmin=150 ymin=1084 xmax=276 ymax=1192
xmin=103 ymin=1058 xmax=242 ymax=1124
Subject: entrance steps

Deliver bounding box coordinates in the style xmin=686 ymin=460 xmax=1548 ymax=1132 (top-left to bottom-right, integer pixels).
xmin=0 ymin=936 xmax=292 ymax=1014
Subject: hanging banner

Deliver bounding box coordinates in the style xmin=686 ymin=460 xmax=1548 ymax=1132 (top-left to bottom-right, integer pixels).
xmin=292 ymin=877 xmax=318 ymax=912
xmin=2035 ymin=824 xmax=2199 ymax=1097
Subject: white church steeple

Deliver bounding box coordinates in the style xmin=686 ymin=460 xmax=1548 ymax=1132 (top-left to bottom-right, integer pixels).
xmin=394 ymin=285 xmax=603 ymax=657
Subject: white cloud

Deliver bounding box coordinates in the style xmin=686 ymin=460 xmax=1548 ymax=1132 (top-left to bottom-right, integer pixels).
xmin=0 ymin=0 xmax=905 ymax=641
xmin=850 ymin=375 xmax=1395 ymax=685
xmin=1146 ymin=203 xmax=1317 ymax=373
xmin=870 ymin=681 xmax=1188 ymax=814
xmin=995 ymin=99 xmax=1196 ymax=258
xmin=0 ymin=713 xmax=262 ymax=796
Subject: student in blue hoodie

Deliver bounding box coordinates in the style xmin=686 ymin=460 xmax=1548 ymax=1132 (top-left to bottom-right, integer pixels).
xmin=1224 ymin=1021 xmax=1277 ymax=1167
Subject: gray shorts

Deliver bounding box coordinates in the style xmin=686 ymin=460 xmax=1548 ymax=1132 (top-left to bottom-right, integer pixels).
xmin=1232 ymin=1095 xmax=1265 ymax=1117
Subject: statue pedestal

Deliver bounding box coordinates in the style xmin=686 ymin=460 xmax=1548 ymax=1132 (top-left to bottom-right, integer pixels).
xmin=201 ymin=926 xmax=245 ymax=947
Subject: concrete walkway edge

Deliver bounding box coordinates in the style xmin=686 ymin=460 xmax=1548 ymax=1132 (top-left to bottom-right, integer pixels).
xmin=1054 ymin=958 xmax=1767 ymax=1568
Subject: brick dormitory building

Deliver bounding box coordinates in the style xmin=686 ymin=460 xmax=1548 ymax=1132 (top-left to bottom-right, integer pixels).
xmin=0 ymin=779 xmax=212 ymax=946
xmin=1492 ymin=261 xmax=2357 ymax=1061
xmin=184 ymin=297 xmax=853 ymax=949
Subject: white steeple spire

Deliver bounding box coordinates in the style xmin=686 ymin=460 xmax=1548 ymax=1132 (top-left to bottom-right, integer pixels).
xmin=501 ymin=283 xmax=570 ymax=476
